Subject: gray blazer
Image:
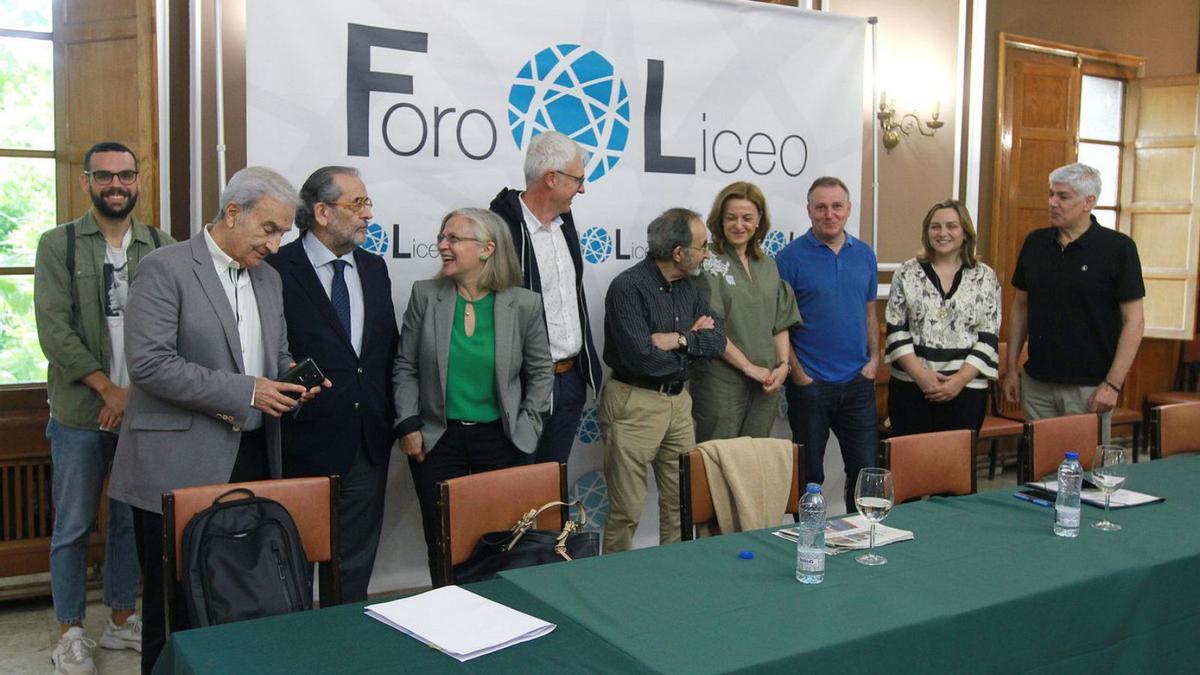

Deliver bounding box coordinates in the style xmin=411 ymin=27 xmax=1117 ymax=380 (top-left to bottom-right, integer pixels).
xmin=110 ymin=235 xmax=292 ymax=513
xmin=393 ymin=278 xmax=553 ymax=454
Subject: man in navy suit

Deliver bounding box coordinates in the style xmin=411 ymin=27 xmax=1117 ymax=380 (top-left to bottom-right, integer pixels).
xmin=268 ymin=166 xmax=398 ymax=603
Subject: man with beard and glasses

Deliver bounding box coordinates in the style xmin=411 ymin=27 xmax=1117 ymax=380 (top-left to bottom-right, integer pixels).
xmin=35 ymin=141 xmax=175 ymax=675
xmin=599 ymin=208 xmax=725 ymax=552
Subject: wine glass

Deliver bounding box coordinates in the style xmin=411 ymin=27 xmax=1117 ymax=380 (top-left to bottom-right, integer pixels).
xmin=1091 ymin=445 xmax=1129 ymax=531
xmin=854 ymin=467 xmax=895 ymax=566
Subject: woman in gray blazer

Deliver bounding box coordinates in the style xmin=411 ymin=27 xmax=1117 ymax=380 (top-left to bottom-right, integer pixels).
xmin=393 ymin=208 xmax=554 ymax=572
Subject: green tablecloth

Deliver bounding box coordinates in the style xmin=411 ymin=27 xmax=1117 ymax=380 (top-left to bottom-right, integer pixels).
xmin=156 ymin=455 xmax=1200 ymax=674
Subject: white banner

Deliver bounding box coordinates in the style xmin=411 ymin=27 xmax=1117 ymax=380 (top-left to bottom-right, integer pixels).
xmin=247 ymin=0 xmax=864 ymax=591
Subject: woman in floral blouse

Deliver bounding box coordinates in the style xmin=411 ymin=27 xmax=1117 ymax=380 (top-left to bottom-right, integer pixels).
xmin=884 ymin=199 xmax=1000 ymax=434
xmin=690 ymin=182 xmax=801 ymax=442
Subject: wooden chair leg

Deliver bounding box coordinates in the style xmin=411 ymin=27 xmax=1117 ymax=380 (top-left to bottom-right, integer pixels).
xmin=987 ymin=439 xmax=998 ymax=480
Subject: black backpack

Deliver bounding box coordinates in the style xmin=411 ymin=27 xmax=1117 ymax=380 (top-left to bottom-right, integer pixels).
xmin=181 ymin=488 xmax=312 ymax=627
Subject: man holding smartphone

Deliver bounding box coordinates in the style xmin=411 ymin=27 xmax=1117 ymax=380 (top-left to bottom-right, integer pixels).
xmin=269 ymin=166 xmax=398 ymax=603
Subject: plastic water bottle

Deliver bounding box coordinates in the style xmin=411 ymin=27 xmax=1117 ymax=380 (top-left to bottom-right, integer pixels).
xmin=796 ymin=483 xmax=826 ymax=584
xmin=1054 ymin=451 xmax=1083 ymax=538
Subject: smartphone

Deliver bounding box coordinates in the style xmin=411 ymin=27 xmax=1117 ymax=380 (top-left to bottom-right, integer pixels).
xmin=279 ymin=358 xmax=325 ymax=400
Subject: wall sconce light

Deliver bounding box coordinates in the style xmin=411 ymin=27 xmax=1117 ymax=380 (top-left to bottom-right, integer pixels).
xmin=877 ymin=92 xmax=944 ymax=151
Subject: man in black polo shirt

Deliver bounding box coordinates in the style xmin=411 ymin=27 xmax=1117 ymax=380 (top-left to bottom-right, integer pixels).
xmin=1002 ymin=162 xmax=1144 ymax=445
xmin=600 ymin=208 xmax=726 ymax=552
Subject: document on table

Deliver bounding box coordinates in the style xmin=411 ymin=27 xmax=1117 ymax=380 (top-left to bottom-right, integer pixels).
xmin=774 ymin=515 xmax=914 ymax=555
xmin=1029 ymin=481 xmax=1164 ymax=509
xmin=364 ymin=586 xmax=556 ymax=662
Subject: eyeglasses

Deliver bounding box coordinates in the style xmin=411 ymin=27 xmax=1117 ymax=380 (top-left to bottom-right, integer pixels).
xmin=554 ymin=170 xmax=586 ymax=186
xmin=325 ymin=197 xmax=373 ymax=213
xmin=683 ymin=241 xmax=710 ymax=253
xmin=85 ymin=170 xmax=138 ymax=186
xmin=436 ymin=233 xmax=484 ymax=246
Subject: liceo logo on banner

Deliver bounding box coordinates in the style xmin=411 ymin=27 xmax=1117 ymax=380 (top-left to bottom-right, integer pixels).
xmin=576 ymin=407 xmax=602 ymax=444
xmin=579 ymin=226 xmax=614 ymax=264
xmin=362 ymin=223 xmax=389 ymax=256
xmin=763 ymin=230 xmax=788 ymax=259
xmin=508 ymin=44 xmax=630 ymax=183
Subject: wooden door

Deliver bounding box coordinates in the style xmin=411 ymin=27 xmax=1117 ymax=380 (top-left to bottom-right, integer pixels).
xmin=53 ymin=0 xmax=158 ymax=225
xmin=1121 ymin=75 xmax=1200 ymax=340
xmin=990 ymin=43 xmax=1079 ymax=315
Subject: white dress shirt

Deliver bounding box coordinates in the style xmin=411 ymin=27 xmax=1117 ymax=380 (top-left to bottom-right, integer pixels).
xmin=204 ymin=226 xmax=264 ymax=429
xmin=302 ymin=231 xmax=365 ymax=355
xmin=520 ymin=194 xmax=582 ymax=362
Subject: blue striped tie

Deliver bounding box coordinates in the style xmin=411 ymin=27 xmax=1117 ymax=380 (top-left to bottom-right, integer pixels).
xmin=330 ymin=259 xmax=351 ymax=339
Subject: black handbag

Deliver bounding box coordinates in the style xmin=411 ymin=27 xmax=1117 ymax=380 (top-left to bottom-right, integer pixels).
xmin=453 ymin=500 xmax=599 ymax=584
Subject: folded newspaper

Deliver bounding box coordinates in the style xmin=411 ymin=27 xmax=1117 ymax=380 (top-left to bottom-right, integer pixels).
xmin=774 ymin=515 xmax=913 ymax=555
xmin=1028 ymin=480 xmax=1164 ymax=509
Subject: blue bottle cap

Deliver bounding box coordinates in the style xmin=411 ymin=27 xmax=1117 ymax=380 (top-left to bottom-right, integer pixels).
xmin=1065 ymin=451 xmax=1079 ymax=460
xmin=738 ymin=550 xmax=754 ymax=559
xmin=806 ymin=483 xmax=821 ymax=494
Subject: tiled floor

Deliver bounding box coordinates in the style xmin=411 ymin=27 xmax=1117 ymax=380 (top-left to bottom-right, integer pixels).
xmin=0 ymin=590 xmax=140 ymax=675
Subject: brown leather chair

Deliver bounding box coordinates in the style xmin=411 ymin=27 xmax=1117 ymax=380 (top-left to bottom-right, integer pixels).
xmin=679 ymin=443 xmax=803 ymax=541
xmin=161 ymin=476 xmax=341 ymax=633
xmin=1142 ymin=336 xmax=1200 ymax=452
xmin=1151 ymin=401 xmax=1200 ymax=459
xmin=882 ymin=430 xmax=976 ymax=504
xmin=433 ymin=462 xmax=567 ymax=588
xmin=980 ymin=383 xmax=1024 ymax=478
xmin=1019 ymin=413 xmax=1099 ymax=483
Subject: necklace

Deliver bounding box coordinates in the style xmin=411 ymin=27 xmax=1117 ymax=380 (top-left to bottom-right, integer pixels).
xmin=464 ymin=304 xmax=473 ymax=318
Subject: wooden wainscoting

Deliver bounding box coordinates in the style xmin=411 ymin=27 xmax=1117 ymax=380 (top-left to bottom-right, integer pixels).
xmin=0 ymin=386 xmax=106 ymax=582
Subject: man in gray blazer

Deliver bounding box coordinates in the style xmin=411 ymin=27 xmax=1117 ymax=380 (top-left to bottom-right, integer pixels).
xmin=109 ymin=167 xmax=323 ymax=674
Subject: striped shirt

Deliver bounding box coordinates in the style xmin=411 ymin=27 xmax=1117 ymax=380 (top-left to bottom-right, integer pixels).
xmin=884 ymin=258 xmax=1000 ymax=389
xmin=603 ymin=257 xmax=726 ymax=384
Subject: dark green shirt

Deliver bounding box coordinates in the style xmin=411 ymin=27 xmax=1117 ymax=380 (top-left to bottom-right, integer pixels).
xmin=33 ymin=211 xmax=176 ymax=429
xmin=445 ymin=293 xmax=501 ymax=422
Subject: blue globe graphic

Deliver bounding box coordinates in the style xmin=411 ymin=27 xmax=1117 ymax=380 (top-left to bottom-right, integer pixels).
xmin=763 ymin=230 xmax=787 ymax=258
xmin=508 ymin=44 xmax=630 ymax=182
xmin=778 ymin=393 xmax=788 ymax=419
xmin=579 ymin=226 xmax=613 ymax=264
xmin=362 ymin=223 xmax=389 ymax=256
xmin=575 ymin=406 xmax=601 ymax=444
xmin=570 ymin=470 xmax=609 ymax=532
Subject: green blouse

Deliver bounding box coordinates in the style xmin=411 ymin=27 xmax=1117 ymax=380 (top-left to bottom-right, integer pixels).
xmin=445 ymin=293 xmax=502 ymax=422
xmin=694 ymin=247 xmax=802 ymax=370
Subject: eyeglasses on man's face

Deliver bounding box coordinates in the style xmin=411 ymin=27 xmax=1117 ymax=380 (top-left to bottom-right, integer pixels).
xmin=554 ymin=170 xmax=586 ymax=186
xmin=325 ymin=197 xmax=373 ymax=213
xmin=85 ymin=170 xmax=139 ymax=186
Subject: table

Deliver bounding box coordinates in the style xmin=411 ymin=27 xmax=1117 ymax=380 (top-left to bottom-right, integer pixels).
xmin=156 ymin=455 xmax=1200 ymax=674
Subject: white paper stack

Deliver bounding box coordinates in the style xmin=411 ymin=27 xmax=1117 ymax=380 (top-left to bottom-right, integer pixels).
xmin=365 ymin=586 xmax=556 ymax=662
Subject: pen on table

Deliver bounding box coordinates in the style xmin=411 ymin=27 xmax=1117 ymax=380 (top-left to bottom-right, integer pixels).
xmin=1013 ymin=491 xmax=1053 ymax=508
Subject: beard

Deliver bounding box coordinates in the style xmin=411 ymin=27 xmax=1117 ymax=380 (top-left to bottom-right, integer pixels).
xmin=91 ymin=186 xmax=138 ymax=219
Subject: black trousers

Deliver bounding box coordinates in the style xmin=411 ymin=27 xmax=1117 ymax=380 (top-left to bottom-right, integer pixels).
xmin=134 ymin=428 xmax=269 ymax=675
xmin=887 ymin=378 xmax=988 ymax=436
xmin=408 ymin=419 xmax=525 ymax=582
xmin=319 ymin=444 xmax=389 ymax=604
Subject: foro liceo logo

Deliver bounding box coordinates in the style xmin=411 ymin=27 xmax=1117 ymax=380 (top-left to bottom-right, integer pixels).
xmin=763 ymin=230 xmax=787 ymax=259
xmin=576 ymin=407 xmax=602 ymax=444
xmin=508 ymin=44 xmax=630 ymax=183
xmin=579 ymin=226 xmax=614 ymax=264
xmin=362 ymin=223 xmax=389 ymax=256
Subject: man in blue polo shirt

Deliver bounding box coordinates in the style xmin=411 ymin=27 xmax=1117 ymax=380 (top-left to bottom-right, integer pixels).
xmin=776 ymin=176 xmax=880 ymax=511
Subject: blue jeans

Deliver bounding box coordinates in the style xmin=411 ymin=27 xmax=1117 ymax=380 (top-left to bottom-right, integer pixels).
xmin=48 ymin=418 xmax=140 ymax=624
xmin=534 ymin=364 xmax=587 ymax=466
xmin=785 ymin=375 xmax=879 ymax=511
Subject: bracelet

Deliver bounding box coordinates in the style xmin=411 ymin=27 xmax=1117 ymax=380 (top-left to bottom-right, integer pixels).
xmin=1103 ymin=379 xmax=1122 ymax=393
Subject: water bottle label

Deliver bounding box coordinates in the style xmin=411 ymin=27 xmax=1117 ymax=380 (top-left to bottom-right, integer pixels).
xmin=797 ymin=551 xmax=824 ymax=571
xmin=1056 ymin=505 xmax=1080 ymax=528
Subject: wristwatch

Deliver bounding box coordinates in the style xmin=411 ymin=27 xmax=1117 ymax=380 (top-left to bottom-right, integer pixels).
xmin=677 ymin=332 xmax=689 ymax=350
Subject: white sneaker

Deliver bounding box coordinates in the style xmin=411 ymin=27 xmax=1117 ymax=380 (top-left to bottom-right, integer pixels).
xmin=98 ymin=613 xmax=143 ymax=653
xmin=51 ymin=627 xmax=97 ymax=675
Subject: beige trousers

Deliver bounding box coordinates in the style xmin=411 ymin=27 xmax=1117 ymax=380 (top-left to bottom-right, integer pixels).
xmin=599 ymin=380 xmax=695 ymax=553
xmin=1022 ymin=373 xmax=1112 ymax=444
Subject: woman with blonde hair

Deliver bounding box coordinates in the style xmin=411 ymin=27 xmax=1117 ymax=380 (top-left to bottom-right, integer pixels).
xmin=884 ymin=199 xmax=1000 ymax=434
xmin=690 ymin=181 xmax=801 ymax=441
xmin=393 ymin=207 xmax=553 ymax=573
